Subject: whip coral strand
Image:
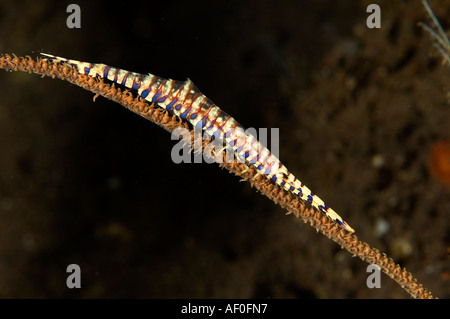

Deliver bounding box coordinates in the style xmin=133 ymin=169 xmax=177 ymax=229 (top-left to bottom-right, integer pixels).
xmin=0 ymin=54 xmax=436 ymax=298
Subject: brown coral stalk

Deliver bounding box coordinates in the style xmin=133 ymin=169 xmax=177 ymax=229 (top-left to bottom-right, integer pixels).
xmin=0 ymin=54 xmax=436 ymax=298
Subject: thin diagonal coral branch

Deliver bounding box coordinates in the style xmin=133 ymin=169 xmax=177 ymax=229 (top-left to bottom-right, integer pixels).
xmin=419 ymin=0 xmax=450 ymax=65
xmin=0 ymin=54 xmax=436 ymax=299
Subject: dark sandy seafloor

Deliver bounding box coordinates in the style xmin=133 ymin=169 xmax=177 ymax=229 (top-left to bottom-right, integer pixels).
xmin=0 ymin=0 xmax=448 ymax=298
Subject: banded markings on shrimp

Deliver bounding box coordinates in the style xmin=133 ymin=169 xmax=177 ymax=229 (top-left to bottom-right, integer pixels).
xmin=40 ymin=53 xmax=355 ymax=233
